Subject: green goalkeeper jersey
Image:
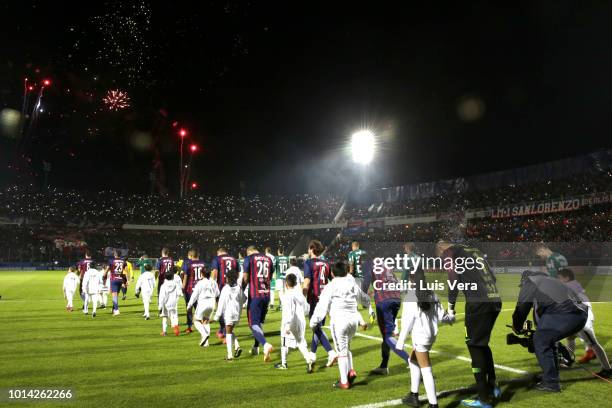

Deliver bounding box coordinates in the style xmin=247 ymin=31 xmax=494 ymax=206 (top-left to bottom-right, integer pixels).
xmin=275 ymin=255 xmax=290 ymax=280
xmin=546 ymin=252 xmax=568 ymax=278
xmin=348 ymin=249 xmax=366 ymax=279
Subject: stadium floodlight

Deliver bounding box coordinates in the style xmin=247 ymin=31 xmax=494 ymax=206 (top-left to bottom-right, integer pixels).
xmin=351 ymin=129 xmax=375 ymax=164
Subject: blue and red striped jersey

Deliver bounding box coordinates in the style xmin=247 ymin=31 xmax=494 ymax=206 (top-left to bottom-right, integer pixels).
xmin=108 ymin=257 xmax=126 ymax=282
xmin=182 ymin=259 xmax=206 ymax=294
xmin=77 ymin=258 xmax=93 ymax=280
xmin=304 ymin=257 xmax=331 ymax=304
xmin=156 ymin=256 xmax=174 ymax=284
xmin=211 ymin=254 xmax=237 ymax=290
xmin=243 ymin=253 xmax=272 ymax=299
xmin=368 ymin=261 xmax=400 ymax=304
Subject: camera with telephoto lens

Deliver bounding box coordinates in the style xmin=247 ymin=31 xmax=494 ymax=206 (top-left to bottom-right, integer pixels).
xmin=506 ymin=320 xmax=535 ymax=353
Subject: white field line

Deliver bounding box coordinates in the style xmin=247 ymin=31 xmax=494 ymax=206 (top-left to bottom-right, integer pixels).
xmin=349 ymin=385 xmax=474 ymax=408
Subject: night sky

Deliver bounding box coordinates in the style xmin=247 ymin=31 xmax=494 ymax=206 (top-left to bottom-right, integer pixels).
xmin=1 ymin=1 xmax=611 ymax=194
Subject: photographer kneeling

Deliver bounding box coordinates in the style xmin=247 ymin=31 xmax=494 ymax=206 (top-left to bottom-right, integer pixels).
xmin=512 ymin=270 xmax=588 ymax=392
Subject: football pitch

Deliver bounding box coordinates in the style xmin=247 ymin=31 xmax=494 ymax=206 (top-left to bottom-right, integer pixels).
xmin=0 ymin=271 xmax=610 ymax=408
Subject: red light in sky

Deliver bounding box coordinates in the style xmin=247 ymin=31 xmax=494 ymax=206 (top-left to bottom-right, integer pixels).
xmin=191 ymin=182 xmax=198 ymax=189
xmin=190 ymin=144 xmax=198 ymax=152
xmin=179 ymin=128 xmax=187 ymax=137
xmin=43 ymin=79 xmax=51 ymax=86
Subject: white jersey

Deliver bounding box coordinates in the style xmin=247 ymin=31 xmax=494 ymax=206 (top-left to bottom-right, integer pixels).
xmin=63 ymin=272 xmax=79 ymax=293
xmin=311 ymin=275 xmax=369 ymax=326
xmin=135 ymin=271 xmax=156 ymax=295
xmin=82 ymin=268 xmax=103 ymax=295
xmin=266 ymin=253 xmax=275 ymax=265
xmin=397 ymin=290 xmax=454 ymax=348
xmin=284 ymin=266 xmax=304 ymax=285
xmin=281 ymin=287 xmax=307 ymax=333
xmin=214 ymin=284 xmax=244 ymax=324
xmin=187 ymin=278 xmax=220 ymax=309
xmin=158 ymin=279 xmax=183 ymax=310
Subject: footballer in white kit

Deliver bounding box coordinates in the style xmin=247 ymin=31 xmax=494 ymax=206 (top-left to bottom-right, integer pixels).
xmin=158 ymin=270 xmax=183 ymax=337
xmin=82 ymin=266 xmax=103 ymax=317
xmin=214 ymin=270 xmax=244 ymax=360
xmin=62 ymin=267 xmax=80 ymax=311
xmin=135 ymin=264 xmax=156 ymax=320
xmin=275 ymin=273 xmax=314 ymax=372
xmin=310 ymin=262 xmax=370 ymax=389
xmin=187 ymin=269 xmax=220 ymax=347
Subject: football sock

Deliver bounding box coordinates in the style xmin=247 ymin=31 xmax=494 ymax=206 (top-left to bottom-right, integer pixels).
xmin=112 ymin=294 xmax=118 ymax=311
xmin=297 ymin=341 xmax=310 ymax=362
xmin=592 ymin=341 xmax=611 ymax=369
xmin=409 ymin=360 xmax=421 ymax=393
xmin=194 ymin=321 xmax=205 ymax=337
xmin=312 ymin=324 xmax=332 ymax=352
xmin=251 ymin=324 xmax=267 ymax=345
xmin=234 ymin=336 xmax=240 ymax=349
xmin=483 ymin=345 xmax=496 ymax=388
xmin=121 ymin=287 xmax=126 ymax=296
xmin=203 ymin=323 xmax=210 ymax=343
xmin=385 ymin=335 xmax=409 ymax=363
xmin=226 ymin=333 xmax=234 ymax=358
xmin=281 ymin=346 xmax=288 ymax=365
xmin=162 ymin=317 xmax=167 ymax=332
xmin=348 ymin=351 xmax=354 ymax=371
xmin=468 ymin=345 xmax=491 ymax=402
xmin=421 ymin=366 xmax=437 ymax=404
xmin=143 ymin=301 xmax=149 ymax=317
xmin=338 ymin=356 xmax=349 ymax=384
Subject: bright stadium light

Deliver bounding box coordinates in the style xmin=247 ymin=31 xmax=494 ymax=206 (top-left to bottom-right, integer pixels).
xmin=351 ymin=129 xmax=375 ymax=164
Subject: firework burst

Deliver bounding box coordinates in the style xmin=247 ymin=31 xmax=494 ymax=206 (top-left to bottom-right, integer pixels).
xmin=102 ymin=89 xmax=130 ymax=111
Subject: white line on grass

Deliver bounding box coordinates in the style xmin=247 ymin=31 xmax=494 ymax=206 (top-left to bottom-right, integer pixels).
xmin=349 ymin=385 xmax=474 ymax=408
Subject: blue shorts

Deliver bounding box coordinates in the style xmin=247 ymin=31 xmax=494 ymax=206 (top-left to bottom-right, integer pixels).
xmin=376 ymin=298 xmax=401 ymax=337
xmin=247 ymin=296 xmax=269 ymax=326
xmin=110 ymin=280 xmax=123 ymax=293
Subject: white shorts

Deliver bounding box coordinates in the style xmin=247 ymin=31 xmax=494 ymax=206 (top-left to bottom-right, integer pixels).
xmin=161 ymin=306 xmax=178 ymax=318
xmin=413 ymin=343 xmax=433 ymax=352
xmin=194 ymin=299 xmax=215 ymax=321
xmin=330 ymin=319 xmax=357 ymax=356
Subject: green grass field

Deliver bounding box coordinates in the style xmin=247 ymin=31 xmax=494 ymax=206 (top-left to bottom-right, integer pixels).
xmin=0 ymin=271 xmax=610 ymax=408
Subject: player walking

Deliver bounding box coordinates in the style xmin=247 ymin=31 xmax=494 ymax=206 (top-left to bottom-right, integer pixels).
xmin=275 ymin=273 xmax=315 ymax=372
xmin=156 ymin=248 xmax=174 ymax=295
xmin=303 ymin=240 xmax=337 ymax=367
xmin=437 ymin=240 xmax=502 ymax=408
xmin=182 ymin=249 xmax=206 ymax=334
xmin=158 ymin=269 xmax=183 ymax=337
xmin=104 ymin=250 xmax=127 ymax=316
xmin=62 ymin=266 xmax=80 ymax=312
xmin=275 ymin=247 xmax=290 ymax=311
xmin=76 ymin=252 xmax=93 ymax=306
xmin=310 ymin=261 xmax=370 ymax=389
xmin=214 ymin=269 xmax=245 ymax=360
xmin=135 ymin=264 xmax=156 ymax=320
xmin=243 ymin=245 xmax=274 ymax=361
xmin=265 ymin=247 xmax=276 ymax=310
xmin=187 ymin=267 xmax=220 ymax=347
xmin=348 ymin=241 xmax=375 ymax=323
xmin=211 ymin=247 xmax=238 ymax=340
xmin=362 ymin=254 xmax=409 ymax=375
xmin=82 ymin=264 xmax=103 ymax=318
xmin=397 ymin=269 xmax=455 ymax=408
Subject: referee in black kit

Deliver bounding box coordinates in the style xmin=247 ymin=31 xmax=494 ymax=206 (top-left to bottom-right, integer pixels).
xmin=436 ymin=240 xmax=502 ymax=408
